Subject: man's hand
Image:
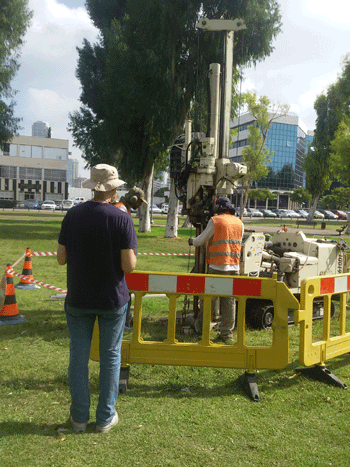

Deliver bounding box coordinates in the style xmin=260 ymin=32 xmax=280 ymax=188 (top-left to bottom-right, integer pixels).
xmin=188 ymin=238 xmax=194 ymax=246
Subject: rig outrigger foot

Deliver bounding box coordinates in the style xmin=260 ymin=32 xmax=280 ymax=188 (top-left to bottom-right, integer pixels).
xmin=239 ymin=371 xmax=260 ymax=401
xmin=295 ymin=365 xmax=348 ymax=389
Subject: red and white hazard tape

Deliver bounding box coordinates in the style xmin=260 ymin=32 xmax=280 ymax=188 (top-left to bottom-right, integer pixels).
xmin=125 ymin=272 xmax=263 ymax=297
xmin=32 ymin=252 xmax=57 ymax=256
xmin=32 ymin=251 xmax=194 ymax=257
xmin=12 ymin=272 xmax=67 ymax=293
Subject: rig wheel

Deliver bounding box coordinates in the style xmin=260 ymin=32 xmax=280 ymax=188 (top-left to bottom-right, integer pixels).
xmin=246 ymin=300 xmax=274 ymax=329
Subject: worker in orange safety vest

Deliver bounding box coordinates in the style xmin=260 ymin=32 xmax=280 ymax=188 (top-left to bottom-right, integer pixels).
xmin=188 ymin=197 xmax=244 ymax=342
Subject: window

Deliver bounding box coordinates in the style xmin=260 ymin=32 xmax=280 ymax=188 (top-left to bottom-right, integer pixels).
xmin=19 ymin=167 xmax=42 ymax=180
xmin=44 ymin=169 xmax=67 ymax=182
xmin=10 ymin=144 xmax=17 ymax=156
xmin=32 ymin=146 xmax=43 ymax=158
xmin=0 ymin=143 xmax=10 ymax=155
xmin=44 ymin=147 xmax=67 ymax=160
xmin=0 ymin=166 xmax=17 ymax=178
xmin=19 ymin=145 xmax=32 ymax=158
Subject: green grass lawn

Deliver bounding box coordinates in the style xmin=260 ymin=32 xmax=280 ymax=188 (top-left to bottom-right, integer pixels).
xmin=0 ymin=211 xmax=350 ymax=467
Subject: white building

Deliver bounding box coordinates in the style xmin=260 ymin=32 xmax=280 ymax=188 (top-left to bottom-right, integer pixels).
xmin=32 ymin=121 xmax=50 ymax=138
xmin=0 ymin=135 xmax=69 ymax=203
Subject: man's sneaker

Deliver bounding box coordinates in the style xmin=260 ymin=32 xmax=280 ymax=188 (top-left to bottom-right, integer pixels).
xmin=70 ymin=415 xmax=87 ymax=434
xmin=96 ymin=412 xmax=119 ymax=433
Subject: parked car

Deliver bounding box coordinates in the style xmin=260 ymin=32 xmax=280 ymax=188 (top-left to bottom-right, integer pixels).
xmin=333 ymin=210 xmax=347 ymax=220
xmin=246 ymin=208 xmax=263 ymax=217
xmin=41 ymin=200 xmax=56 ymax=210
xmin=295 ymin=209 xmax=308 ymax=218
xmin=61 ymin=199 xmax=75 ymax=210
xmin=319 ymin=209 xmax=338 ymax=219
xmin=260 ymin=209 xmax=277 ymax=218
xmin=236 ymin=207 xmax=248 ymax=217
xmin=314 ymin=210 xmax=325 ymax=219
xmin=150 ymin=204 xmax=162 ymax=214
xmin=22 ymin=200 xmax=40 ymax=210
xmin=287 ymin=210 xmax=301 ymax=218
xmin=161 ymin=204 xmax=169 ymax=214
xmin=74 ymin=197 xmax=86 ymax=204
xmin=273 ymin=209 xmax=294 ymax=218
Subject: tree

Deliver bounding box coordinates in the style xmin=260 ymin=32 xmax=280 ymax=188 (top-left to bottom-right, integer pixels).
xmin=239 ymin=91 xmax=289 ymax=217
xmin=330 ymin=116 xmax=350 ymax=185
xmin=319 ymin=187 xmax=350 ymax=210
xmin=304 ymin=56 xmax=350 ymax=221
xmin=247 ymin=188 xmax=276 ymax=207
xmin=0 ymin=0 xmax=32 ymax=147
xmin=69 ymin=0 xmax=283 ymax=231
xmin=290 ymin=187 xmax=311 ymax=206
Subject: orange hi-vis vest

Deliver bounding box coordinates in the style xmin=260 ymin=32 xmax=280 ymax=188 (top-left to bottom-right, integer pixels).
xmin=206 ymin=214 xmax=243 ymax=265
xmin=113 ymin=201 xmax=131 ymax=216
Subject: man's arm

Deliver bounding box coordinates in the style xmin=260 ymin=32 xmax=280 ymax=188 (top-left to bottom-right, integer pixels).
xmin=57 ymin=243 xmax=67 ymax=265
xmin=121 ymin=249 xmax=137 ymax=274
xmin=191 ymin=219 xmax=215 ymax=247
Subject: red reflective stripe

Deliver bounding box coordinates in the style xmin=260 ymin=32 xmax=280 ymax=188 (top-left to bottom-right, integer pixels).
xmin=320 ymin=277 xmax=334 ymax=295
xmin=126 ymin=273 xmax=149 ymax=291
xmin=177 ymin=275 xmax=205 ymax=294
xmin=233 ymin=278 xmax=261 ymax=297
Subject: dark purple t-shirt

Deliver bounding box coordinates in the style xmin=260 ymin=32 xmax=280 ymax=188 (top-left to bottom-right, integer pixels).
xmin=58 ymin=200 xmax=138 ymax=310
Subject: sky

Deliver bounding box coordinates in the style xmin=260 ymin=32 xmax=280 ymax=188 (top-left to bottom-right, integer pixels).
xmin=10 ymin=0 xmax=350 ymax=178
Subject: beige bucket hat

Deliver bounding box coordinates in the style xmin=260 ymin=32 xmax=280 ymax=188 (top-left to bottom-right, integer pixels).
xmin=82 ymin=164 xmax=125 ymax=191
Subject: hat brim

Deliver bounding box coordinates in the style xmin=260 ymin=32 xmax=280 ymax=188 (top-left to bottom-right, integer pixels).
xmin=82 ymin=178 xmax=125 ymax=191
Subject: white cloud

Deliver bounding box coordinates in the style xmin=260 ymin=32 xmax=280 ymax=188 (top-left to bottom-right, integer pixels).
xmin=302 ymin=0 xmax=350 ymax=27
xmin=28 ymin=88 xmax=77 ymax=118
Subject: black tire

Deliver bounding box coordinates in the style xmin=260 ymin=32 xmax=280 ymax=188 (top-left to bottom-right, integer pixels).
xmin=246 ymin=300 xmax=274 ymax=329
xmin=255 ymin=304 xmax=274 ymax=329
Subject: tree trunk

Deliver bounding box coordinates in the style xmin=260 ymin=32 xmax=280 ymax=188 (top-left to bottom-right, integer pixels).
xmin=164 ymin=178 xmax=179 ymax=237
xmin=181 ymin=216 xmax=192 ymax=228
xmin=346 ymin=212 xmax=350 ymax=235
xmin=307 ymin=196 xmax=319 ymax=222
xmin=239 ymin=184 xmax=249 ymax=220
xmin=138 ymin=162 xmax=154 ymax=233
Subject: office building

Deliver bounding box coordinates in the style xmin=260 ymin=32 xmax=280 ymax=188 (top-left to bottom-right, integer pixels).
xmin=230 ymin=113 xmax=314 ymax=208
xmin=0 ymin=135 xmax=69 ymax=203
xmin=32 ymin=121 xmax=50 ymax=138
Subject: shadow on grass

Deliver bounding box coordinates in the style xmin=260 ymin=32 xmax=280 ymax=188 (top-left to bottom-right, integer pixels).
xmin=0 ymin=309 xmax=69 ymax=342
xmin=0 ymin=420 xmax=100 ymax=437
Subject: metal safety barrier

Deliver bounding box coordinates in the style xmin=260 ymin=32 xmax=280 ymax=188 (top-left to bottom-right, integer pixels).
xmin=295 ymin=273 xmax=350 ymax=389
xmin=90 ymin=271 xmax=299 ymax=400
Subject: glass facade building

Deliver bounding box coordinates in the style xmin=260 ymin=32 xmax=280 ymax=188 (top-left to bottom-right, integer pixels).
xmin=229 ymin=113 xmax=314 ymax=208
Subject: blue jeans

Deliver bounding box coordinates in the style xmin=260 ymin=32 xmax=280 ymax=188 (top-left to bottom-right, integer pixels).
xmin=65 ymin=302 xmax=127 ymax=426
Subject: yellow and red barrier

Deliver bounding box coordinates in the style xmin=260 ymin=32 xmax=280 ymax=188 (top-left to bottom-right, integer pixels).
xmin=90 ymin=270 xmax=300 ymax=400
xmin=295 ymin=273 xmax=350 ymax=388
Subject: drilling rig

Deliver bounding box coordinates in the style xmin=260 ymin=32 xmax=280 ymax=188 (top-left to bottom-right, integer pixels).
xmin=170 ymin=18 xmax=350 ymax=330
xmin=170 ymin=18 xmax=248 ymax=275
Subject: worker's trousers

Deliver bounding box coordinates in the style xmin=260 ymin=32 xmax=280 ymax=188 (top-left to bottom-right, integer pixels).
xmin=195 ymin=267 xmax=238 ymax=339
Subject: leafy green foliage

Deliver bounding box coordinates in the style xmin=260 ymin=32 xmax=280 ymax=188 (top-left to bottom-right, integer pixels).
xmin=290 ymin=187 xmax=311 ymax=206
xmin=330 ymin=115 xmax=350 ymax=185
xmin=0 ymin=0 xmax=32 ymax=146
xmin=320 ymin=187 xmax=350 ymax=210
xmin=248 ymin=188 xmax=276 ymax=202
xmin=304 ymin=55 xmax=350 ymax=218
xmin=69 ymin=0 xmax=283 ymax=185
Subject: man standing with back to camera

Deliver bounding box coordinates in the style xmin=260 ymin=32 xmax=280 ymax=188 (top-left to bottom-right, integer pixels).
xmin=188 ymin=197 xmax=243 ymax=343
xmin=57 ymin=164 xmax=137 ymax=434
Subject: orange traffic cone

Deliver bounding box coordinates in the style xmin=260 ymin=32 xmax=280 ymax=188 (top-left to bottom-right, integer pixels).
xmin=0 ymin=265 xmax=25 ymax=325
xmin=16 ymin=247 xmax=40 ymax=289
